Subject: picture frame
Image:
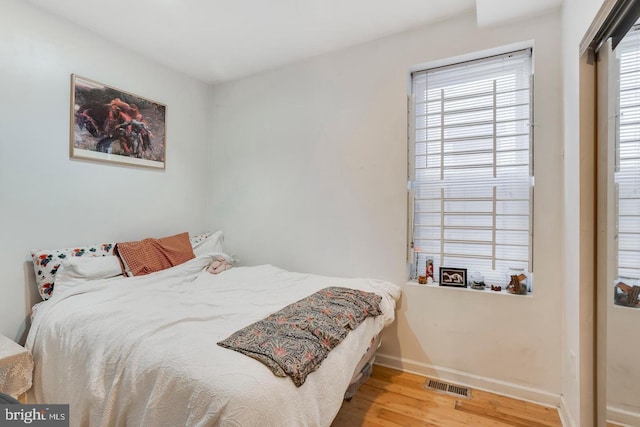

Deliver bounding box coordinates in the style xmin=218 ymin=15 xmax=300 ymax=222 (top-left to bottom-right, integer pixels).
xmin=439 ymin=267 xmax=467 ymax=287
xmin=70 ymin=74 xmax=167 ymax=169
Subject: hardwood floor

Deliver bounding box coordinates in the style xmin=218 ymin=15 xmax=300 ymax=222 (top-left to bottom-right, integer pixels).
xmin=332 ymin=365 xmax=562 ymax=427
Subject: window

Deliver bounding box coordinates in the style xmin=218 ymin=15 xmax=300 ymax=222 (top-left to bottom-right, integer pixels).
xmin=616 ymin=27 xmax=640 ymax=282
xmin=409 ymin=49 xmax=533 ymax=285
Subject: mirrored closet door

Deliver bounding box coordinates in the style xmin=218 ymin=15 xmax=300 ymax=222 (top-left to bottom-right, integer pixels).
xmin=605 ymin=27 xmax=640 ymax=425
xmin=594 ymin=11 xmax=640 ymax=426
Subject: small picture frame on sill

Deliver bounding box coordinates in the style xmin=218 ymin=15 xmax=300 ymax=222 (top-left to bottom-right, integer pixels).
xmin=439 ymin=267 xmax=467 ymax=287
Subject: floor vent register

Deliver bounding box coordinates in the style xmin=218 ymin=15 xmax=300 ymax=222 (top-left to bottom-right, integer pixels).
xmin=424 ymin=379 xmax=472 ymax=398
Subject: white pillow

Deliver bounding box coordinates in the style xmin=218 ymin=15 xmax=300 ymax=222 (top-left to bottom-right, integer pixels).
xmin=54 ymin=256 xmax=123 ymax=295
xmin=193 ymin=230 xmax=224 ymax=256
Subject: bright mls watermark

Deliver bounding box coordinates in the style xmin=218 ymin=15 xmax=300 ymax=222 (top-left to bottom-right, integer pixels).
xmin=1 ymin=405 xmax=69 ymax=426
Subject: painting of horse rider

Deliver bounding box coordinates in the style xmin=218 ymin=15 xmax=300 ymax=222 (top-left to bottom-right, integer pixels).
xmin=70 ymin=74 xmax=166 ymax=169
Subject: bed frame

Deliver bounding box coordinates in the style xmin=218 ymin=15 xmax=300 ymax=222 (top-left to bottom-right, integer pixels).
xmin=344 ymin=334 xmax=381 ymax=400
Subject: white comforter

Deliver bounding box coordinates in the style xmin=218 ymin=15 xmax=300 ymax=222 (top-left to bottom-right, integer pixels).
xmin=26 ymin=253 xmax=401 ymax=427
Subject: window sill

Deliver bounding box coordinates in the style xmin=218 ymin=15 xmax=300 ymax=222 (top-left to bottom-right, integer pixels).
xmin=613 ymin=303 xmax=640 ymax=311
xmin=405 ymin=280 xmax=533 ymax=297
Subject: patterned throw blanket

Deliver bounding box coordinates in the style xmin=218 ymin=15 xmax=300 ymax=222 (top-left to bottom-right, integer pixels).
xmin=217 ymin=287 xmax=382 ymax=387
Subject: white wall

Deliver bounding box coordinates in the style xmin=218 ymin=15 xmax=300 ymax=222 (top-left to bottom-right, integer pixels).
xmin=7 ymin=0 xmax=625 ymax=418
xmin=209 ymin=10 xmax=564 ymax=403
xmin=0 ymin=1 xmax=211 ymax=342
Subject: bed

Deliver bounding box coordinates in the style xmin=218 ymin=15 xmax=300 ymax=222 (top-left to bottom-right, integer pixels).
xmin=25 ymin=241 xmax=400 ymax=427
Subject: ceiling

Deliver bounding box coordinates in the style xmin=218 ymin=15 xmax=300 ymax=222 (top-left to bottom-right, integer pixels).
xmin=23 ymin=0 xmax=562 ymax=84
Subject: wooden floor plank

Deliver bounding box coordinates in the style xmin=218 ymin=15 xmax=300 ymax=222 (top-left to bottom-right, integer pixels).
xmin=454 ymin=400 xmax=552 ymax=427
xmin=331 ymin=365 xmax=562 ymax=427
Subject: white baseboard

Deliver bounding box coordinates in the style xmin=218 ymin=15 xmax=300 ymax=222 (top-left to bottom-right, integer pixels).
xmin=375 ymin=353 xmax=561 ymax=409
xmin=559 ymin=396 xmax=576 ymax=427
xmin=608 ymin=405 xmax=640 ymax=427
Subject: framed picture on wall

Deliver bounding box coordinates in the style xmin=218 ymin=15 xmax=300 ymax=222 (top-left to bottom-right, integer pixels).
xmin=439 ymin=267 xmax=467 ymax=287
xmin=70 ymin=74 xmax=167 ymax=169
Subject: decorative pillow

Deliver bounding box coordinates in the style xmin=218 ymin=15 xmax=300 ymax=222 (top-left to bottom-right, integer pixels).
xmin=193 ymin=230 xmax=224 ymax=256
xmin=54 ymin=256 xmax=123 ymax=296
xmin=31 ymin=243 xmax=115 ymax=300
xmin=189 ymin=232 xmax=211 ymax=248
xmin=115 ymin=232 xmax=195 ymax=277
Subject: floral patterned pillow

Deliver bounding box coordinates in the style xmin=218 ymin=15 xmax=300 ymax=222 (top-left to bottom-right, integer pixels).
xmin=189 ymin=232 xmax=211 ymax=247
xmin=31 ymin=243 xmax=115 ymax=300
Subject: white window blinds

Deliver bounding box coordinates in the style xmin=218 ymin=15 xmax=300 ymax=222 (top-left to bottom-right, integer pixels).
xmin=410 ymin=49 xmax=533 ymax=285
xmin=616 ymin=28 xmax=640 ymax=281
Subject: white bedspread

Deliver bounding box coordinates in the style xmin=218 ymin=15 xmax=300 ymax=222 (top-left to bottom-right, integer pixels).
xmin=26 ymin=253 xmax=400 ymax=427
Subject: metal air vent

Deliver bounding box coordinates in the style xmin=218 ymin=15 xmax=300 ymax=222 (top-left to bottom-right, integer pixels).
xmin=424 ymin=379 xmax=471 ymax=398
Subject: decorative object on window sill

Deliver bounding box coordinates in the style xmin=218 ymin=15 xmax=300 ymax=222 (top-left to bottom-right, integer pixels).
xmin=490 ymin=285 xmax=502 ymax=292
xmin=70 ymin=74 xmax=167 ymax=169
xmin=439 ymin=267 xmax=467 ymax=288
xmin=470 ymin=272 xmax=485 ymax=290
xmin=507 ymin=272 xmax=528 ymax=295
xmin=418 ymin=275 xmax=427 ymax=285
xmin=614 ymin=281 xmax=640 ymax=307
xmin=426 ymin=258 xmax=434 ymax=281
xmin=505 ymin=268 xmax=528 ymax=294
